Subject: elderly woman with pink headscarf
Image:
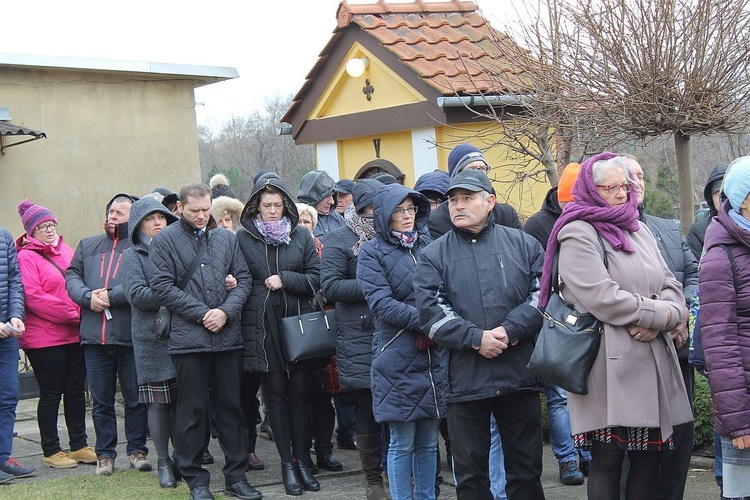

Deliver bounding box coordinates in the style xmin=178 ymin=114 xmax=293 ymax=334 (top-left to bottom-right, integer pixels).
xmin=538 ymin=152 xmax=692 ymax=500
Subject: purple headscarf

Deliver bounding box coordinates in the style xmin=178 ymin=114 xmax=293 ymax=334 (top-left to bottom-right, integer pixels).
xmin=538 ymin=151 xmax=640 ymax=308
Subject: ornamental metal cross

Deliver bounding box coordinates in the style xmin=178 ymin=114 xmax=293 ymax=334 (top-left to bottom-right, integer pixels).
xmin=362 ymin=79 xmax=375 ymax=101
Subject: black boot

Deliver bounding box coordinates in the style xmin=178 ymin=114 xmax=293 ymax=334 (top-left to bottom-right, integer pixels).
xmin=157 ymin=458 xmax=177 ymax=488
xmin=170 ymin=455 xmax=182 ymax=482
xmin=357 ymin=433 xmax=389 ymax=500
xmin=295 ymin=459 xmax=321 ymax=492
xmin=281 ymin=462 xmax=303 ymax=496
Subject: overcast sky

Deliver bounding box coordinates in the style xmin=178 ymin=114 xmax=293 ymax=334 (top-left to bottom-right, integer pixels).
xmin=3 ymin=0 xmax=509 ymax=129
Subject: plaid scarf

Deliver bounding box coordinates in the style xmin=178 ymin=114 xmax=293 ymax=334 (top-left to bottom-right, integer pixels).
xmin=344 ymin=205 xmax=375 ymax=255
xmin=254 ymin=214 xmax=292 ymax=246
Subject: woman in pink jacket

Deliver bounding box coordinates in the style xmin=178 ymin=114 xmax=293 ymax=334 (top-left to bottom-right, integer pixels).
xmin=16 ymin=200 xmax=95 ymax=469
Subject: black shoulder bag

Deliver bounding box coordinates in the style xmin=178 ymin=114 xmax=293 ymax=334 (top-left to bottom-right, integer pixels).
xmin=154 ymin=242 xmax=209 ymax=340
xmin=527 ymin=233 xmax=607 ymax=395
xmin=279 ymin=276 xmax=337 ymax=364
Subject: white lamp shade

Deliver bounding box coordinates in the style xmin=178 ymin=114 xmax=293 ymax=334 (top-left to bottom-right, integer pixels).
xmin=345 ymin=57 xmax=369 ymax=78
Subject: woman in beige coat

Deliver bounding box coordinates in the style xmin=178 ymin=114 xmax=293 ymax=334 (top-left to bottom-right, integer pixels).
xmin=538 ymin=152 xmax=693 ymax=500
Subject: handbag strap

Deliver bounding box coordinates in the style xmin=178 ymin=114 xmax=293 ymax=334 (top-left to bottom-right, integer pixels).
xmin=178 ymin=240 xmax=209 ymax=290
xmin=304 ymin=275 xmax=326 ymax=312
xmin=551 ymin=231 xmax=608 ymax=295
xmin=33 ymin=251 xmax=66 ymax=277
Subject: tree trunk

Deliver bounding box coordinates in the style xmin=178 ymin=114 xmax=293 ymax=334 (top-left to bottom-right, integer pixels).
xmin=538 ymin=125 xmax=559 ymax=185
xmin=674 ymin=132 xmax=694 ymax=235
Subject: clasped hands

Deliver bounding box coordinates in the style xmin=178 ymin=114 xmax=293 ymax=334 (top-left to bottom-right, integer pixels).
xmin=478 ymin=326 xmax=517 ymax=359
xmin=629 ymin=306 xmax=688 ymax=348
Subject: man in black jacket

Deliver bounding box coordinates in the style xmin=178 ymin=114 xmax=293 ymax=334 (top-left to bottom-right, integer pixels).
xmin=149 ymin=183 xmax=258 ymax=500
xmin=414 ymin=169 xmax=545 ymax=500
xmin=66 ymin=193 xmax=149 ymax=476
xmin=628 ymin=157 xmax=698 ymax=500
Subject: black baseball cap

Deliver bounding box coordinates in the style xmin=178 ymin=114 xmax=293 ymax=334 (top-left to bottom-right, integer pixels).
xmin=446 ymin=169 xmax=494 ymax=194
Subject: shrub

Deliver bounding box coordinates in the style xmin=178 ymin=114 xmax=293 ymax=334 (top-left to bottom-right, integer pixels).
xmin=693 ymin=374 xmax=715 ymax=450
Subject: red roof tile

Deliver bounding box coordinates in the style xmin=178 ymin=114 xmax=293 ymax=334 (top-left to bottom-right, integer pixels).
xmin=335 ymin=0 xmax=529 ymax=94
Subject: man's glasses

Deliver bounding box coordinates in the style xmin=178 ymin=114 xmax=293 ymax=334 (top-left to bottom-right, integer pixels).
xmin=35 ymin=223 xmax=57 ymax=233
xmin=595 ymin=183 xmax=632 ymax=195
xmin=391 ymin=206 xmax=418 ymax=218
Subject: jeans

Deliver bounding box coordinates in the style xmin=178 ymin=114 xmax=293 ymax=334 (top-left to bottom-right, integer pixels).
xmin=489 ymin=415 xmax=507 ymax=500
xmin=0 ymin=336 xmax=19 ymax=463
xmin=543 ymin=382 xmax=578 ymax=463
xmin=388 ymin=419 xmax=440 ymax=500
xmin=84 ymin=344 xmax=147 ymax=458
xmin=25 ymin=344 xmax=88 ymax=456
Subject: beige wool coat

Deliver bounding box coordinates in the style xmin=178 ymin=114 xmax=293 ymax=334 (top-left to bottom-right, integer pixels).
xmin=557 ymin=220 xmax=694 ymax=442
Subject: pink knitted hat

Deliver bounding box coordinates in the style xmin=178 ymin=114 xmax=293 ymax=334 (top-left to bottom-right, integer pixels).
xmin=18 ymin=199 xmax=57 ymax=236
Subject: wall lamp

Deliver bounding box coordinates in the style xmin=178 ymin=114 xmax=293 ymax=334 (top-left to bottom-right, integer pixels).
xmin=345 ymin=57 xmax=369 ymax=78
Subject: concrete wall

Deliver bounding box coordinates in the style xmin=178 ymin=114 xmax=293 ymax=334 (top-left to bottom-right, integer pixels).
xmin=1 ymin=65 xmax=203 ymax=247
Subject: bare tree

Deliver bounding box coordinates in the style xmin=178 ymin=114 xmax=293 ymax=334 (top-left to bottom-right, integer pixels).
xmin=558 ymin=0 xmax=750 ymax=232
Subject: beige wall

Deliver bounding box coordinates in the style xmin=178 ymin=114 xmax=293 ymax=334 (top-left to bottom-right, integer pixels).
xmin=1 ymin=66 xmax=203 ymax=247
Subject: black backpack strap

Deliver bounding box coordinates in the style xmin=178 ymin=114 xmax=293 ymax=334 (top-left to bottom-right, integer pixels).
xmin=178 ymin=241 xmax=209 ymax=290
xmin=34 ymin=251 xmax=66 ymax=277
xmin=719 ymin=244 xmax=738 ymax=293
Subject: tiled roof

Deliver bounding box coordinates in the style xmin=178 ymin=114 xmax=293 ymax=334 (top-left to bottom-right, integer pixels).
xmin=335 ymin=0 xmax=530 ymax=95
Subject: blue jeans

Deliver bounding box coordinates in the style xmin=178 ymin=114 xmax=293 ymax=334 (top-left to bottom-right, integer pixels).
xmin=544 ymin=382 xmax=590 ymax=463
xmin=489 ymin=415 xmax=507 ymax=500
xmin=84 ymin=344 xmax=147 ymax=458
xmin=0 ymin=336 xmax=19 ymax=464
xmin=388 ymin=419 xmax=440 ymax=500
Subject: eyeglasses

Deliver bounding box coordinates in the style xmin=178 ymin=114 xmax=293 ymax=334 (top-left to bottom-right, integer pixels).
xmin=391 ymin=206 xmax=418 ymax=218
xmin=361 ymin=214 xmax=374 ymax=221
xmin=595 ymin=183 xmax=632 ymax=195
xmin=35 ymin=223 xmax=57 ymax=233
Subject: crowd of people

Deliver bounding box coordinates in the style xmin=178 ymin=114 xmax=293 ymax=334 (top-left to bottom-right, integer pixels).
xmin=0 ymin=144 xmax=748 ymax=500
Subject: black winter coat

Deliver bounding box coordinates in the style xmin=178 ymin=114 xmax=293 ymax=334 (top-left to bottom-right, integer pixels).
xmin=148 ymin=219 xmax=251 ymax=355
xmin=320 ymin=224 xmax=374 ymax=391
xmin=237 ymin=178 xmax=321 ymax=373
xmin=523 ymin=187 xmax=561 ymax=250
xmin=414 ymin=215 xmax=544 ymax=403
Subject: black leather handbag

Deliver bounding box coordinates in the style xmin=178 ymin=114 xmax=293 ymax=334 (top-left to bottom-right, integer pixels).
xmin=527 ymin=234 xmax=607 ymax=395
xmin=280 ymin=278 xmax=337 ymax=364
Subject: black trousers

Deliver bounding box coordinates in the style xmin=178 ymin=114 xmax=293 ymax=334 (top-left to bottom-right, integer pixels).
xmin=172 ymin=350 xmax=248 ymax=489
xmin=310 ymin=372 xmax=335 ymax=456
xmin=447 ymin=391 xmax=545 ymax=500
xmin=240 ymin=371 xmax=263 ymax=454
xmin=25 ymin=343 xmax=88 ymax=456
xmin=352 ymin=389 xmax=380 ymax=436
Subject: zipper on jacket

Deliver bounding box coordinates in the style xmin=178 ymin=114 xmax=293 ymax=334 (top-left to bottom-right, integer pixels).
xmin=99 ymin=253 xmax=105 ymax=278
xmin=408 ymin=248 xmax=417 ymax=266
xmin=427 ymin=348 xmax=440 ymax=419
xmin=498 ymin=255 xmax=508 ymax=288
xmin=100 ymin=232 xmax=119 ymax=344
xmin=381 ymin=328 xmax=405 ymax=352
xmin=112 ymin=254 xmax=122 ymax=278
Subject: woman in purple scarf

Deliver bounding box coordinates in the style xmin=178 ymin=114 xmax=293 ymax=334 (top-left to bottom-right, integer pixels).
xmin=540 ymin=152 xmax=692 ymax=500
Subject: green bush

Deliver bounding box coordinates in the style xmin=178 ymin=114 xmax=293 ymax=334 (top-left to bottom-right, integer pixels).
xmin=693 ymin=374 xmax=715 ymax=450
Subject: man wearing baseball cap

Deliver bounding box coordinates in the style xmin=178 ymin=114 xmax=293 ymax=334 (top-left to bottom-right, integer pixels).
xmin=414 ymin=169 xmax=546 ymax=499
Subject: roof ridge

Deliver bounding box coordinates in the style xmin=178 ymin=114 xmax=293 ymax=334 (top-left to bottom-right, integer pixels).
xmin=337 ymin=0 xmax=478 ymax=28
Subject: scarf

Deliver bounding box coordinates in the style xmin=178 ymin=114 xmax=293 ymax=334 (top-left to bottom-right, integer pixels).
xmin=254 ymin=215 xmax=292 ymax=246
xmin=344 ymin=205 xmax=376 ymax=256
xmin=392 ymin=230 xmax=419 ymax=248
xmin=539 ymin=151 xmax=640 ymax=308
xmin=729 ymin=208 xmax=750 ymax=233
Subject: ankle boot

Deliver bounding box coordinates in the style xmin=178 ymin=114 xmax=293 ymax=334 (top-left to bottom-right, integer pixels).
xmin=157 ymin=458 xmax=176 ymax=488
xmin=295 ymin=459 xmax=320 ymax=491
xmin=357 ymin=433 xmax=389 ymax=500
xmin=281 ymin=462 xmax=303 ymax=496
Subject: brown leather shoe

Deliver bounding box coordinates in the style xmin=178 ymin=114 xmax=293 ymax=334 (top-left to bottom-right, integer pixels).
xmin=247 ymin=452 xmax=265 ymax=471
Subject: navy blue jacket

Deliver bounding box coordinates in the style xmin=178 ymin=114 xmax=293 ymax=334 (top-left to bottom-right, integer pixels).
xmin=356 ymin=184 xmax=446 ymax=423
xmin=321 ymin=224 xmax=374 ymax=391
xmin=414 ymin=212 xmax=544 ymax=403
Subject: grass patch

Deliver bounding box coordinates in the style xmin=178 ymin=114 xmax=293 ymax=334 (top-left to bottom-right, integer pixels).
xmin=0 ymin=470 xmax=219 ymax=499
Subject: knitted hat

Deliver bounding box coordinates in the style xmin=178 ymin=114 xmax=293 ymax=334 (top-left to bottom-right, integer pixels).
xmin=352 ymin=179 xmax=384 ymax=213
xmin=18 ymin=199 xmax=57 ymax=236
xmin=557 ymin=162 xmax=582 ymax=203
xmin=209 ymin=173 xmax=236 ymax=199
xmin=447 ymin=143 xmax=488 ymax=177
xmin=723 ymin=156 xmax=750 ymax=209
xmin=370 ymin=172 xmax=399 ymax=185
